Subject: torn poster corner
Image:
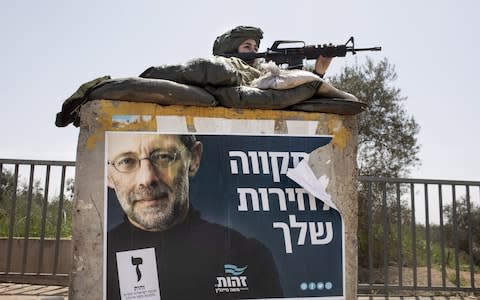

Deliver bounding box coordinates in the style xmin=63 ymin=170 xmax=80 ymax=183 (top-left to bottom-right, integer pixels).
xmin=286 ymin=156 xmax=338 ymax=211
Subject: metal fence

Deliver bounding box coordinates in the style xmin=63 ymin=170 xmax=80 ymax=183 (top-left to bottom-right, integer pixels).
xmin=358 ymin=176 xmax=480 ymax=296
xmin=0 ymin=159 xmax=75 ymax=285
xmin=1 ymin=159 xmax=480 ymax=296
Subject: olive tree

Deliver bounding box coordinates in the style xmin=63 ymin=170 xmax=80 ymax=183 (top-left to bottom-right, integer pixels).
xmin=329 ymin=57 xmax=420 ymax=177
xmin=329 ymin=58 xmax=421 ymax=273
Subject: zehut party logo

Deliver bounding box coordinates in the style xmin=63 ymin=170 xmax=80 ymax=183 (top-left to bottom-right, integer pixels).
xmin=214 ymin=264 xmax=249 ymax=294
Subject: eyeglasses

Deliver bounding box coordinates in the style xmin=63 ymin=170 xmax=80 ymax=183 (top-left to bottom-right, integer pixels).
xmin=108 ymin=147 xmax=187 ymax=173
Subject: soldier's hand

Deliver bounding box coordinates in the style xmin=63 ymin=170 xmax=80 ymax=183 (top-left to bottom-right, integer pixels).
xmin=314 ymin=43 xmax=334 ymax=76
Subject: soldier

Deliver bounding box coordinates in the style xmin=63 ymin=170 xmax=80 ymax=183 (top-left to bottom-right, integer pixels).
xmin=213 ymin=25 xmax=357 ymax=100
xmin=213 ymin=25 xmax=332 ymax=77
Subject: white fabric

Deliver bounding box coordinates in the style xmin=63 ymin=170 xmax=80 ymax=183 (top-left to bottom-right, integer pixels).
xmin=250 ymin=61 xmax=321 ymax=90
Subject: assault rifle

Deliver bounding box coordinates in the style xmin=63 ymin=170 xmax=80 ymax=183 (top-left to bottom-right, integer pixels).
xmin=220 ymin=36 xmax=381 ymax=69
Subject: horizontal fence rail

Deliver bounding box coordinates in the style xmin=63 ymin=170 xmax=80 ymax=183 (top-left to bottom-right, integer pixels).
xmin=0 ymin=159 xmax=75 ymax=285
xmin=358 ymin=176 xmax=480 ymax=296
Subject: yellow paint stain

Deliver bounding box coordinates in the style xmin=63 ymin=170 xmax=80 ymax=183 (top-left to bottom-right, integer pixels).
xmin=327 ymin=116 xmax=351 ymax=149
xmin=85 ymin=101 xmax=158 ymax=150
xmin=98 ymin=101 xmax=325 ymax=121
xmin=85 ymin=107 xmax=112 ymax=150
xmin=84 ymin=100 xmax=339 ymax=150
xmin=185 ymin=115 xmax=195 ymax=128
xmin=112 ymin=117 xmax=157 ymax=131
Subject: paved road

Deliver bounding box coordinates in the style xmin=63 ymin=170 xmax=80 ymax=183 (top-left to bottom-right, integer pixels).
xmin=0 ymin=283 xmax=67 ymax=300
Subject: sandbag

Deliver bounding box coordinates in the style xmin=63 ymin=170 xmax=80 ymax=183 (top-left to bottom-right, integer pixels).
xmin=206 ymin=81 xmax=321 ymax=109
xmin=289 ymin=98 xmax=367 ymax=115
xmin=55 ymin=75 xmax=111 ymax=127
xmin=88 ymin=77 xmax=216 ymax=106
xmin=55 ymin=76 xmax=217 ymax=127
xmin=140 ymin=57 xmax=260 ymax=87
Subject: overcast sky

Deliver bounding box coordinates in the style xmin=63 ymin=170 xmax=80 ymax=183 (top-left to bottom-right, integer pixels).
xmin=1 ymin=0 xmax=479 ymax=181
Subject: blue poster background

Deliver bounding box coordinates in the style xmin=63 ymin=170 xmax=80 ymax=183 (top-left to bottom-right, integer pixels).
xmin=190 ymin=134 xmax=343 ymax=298
xmin=107 ymin=133 xmax=344 ymax=298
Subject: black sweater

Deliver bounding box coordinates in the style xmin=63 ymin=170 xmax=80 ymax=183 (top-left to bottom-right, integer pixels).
xmin=107 ymin=209 xmax=283 ymax=300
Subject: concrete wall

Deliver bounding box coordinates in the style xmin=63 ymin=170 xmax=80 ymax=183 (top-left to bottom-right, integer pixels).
xmin=71 ymin=100 xmax=359 ymax=299
xmin=0 ymin=238 xmax=72 ymax=275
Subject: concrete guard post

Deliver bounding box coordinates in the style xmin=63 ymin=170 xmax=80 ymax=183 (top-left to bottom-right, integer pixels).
xmin=70 ymin=99 xmax=360 ymax=299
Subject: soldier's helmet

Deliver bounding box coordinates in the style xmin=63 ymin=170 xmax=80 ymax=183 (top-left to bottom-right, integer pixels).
xmin=212 ymin=26 xmax=263 ymax=55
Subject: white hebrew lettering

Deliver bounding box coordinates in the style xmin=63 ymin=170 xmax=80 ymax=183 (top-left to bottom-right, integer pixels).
xmin=230 ymin=276 xmax=241 ymax=287
xmin=226 ymin=277 xmax=232 ymax=287
xmin=216 ymin=277 xmax=227 ymax=287
xmin=269 ymin=152 xmax=290 ymax=182
xmin=258 ymin=188 xmax=270 ymax=211
xmin=274 ymin=215 xmax=335 ymax=253
xmin=309 ymin=222 xmax=334 ymax=245
xmin=237 ymin=187 xmax=329 ymax=212
xmin=268 ymin=188 xmax=287 ymax=211
xmin=294 ymin=188 xmax=318 ymax=211
xmin=247 ymin=151 xmax=260 ymax=174
xmin=273 ymin=222 xmax=293 ymax=254
xmin=229 ymin=151 xmax=309 ymax=181
xmin=289 ymin=215 xmax=308 ymax=245
xmin=229 ymin=151 xmax=249 ymax=174
xmin=295 ymin=188 xmax=307 ymax=211
xmin=240 ymin=276 xmax=247 ymax=286
xmin=216 ymin=276 xmax=248 ymax=288
xmin=257 ymin=151 xmax=270 ymax=174
xmin=285 ymin=188 xmax=296 ymax=203
xmin=237 ymin=188 xmax=260 ymax=211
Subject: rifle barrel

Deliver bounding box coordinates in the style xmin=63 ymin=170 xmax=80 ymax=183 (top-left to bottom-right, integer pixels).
xmin=354 ymin=47 xmax=382 ymax=52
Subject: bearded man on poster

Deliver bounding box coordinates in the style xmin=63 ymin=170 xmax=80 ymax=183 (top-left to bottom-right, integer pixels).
xmin=106 ymin=132 xmax=283 ymax=300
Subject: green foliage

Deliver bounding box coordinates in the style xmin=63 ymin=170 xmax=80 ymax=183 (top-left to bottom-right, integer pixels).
xmin=357 ymin=182 xmax=414 ymax=269
xmin=357 ymin=182 xmax=480 ymax=285
xmin=0 ymin=169 xmax=15 ymax=224
xmin=0 ymin=168 xmax=73 ymax=238
xmin=343 ymin=59 xmax=479 ymax=286
xmin=329 ymin=58 xmax=425 ymax=282
xmin=443 ymin=197 xmax=480 ymax=266
xmin=329 ymin=57 xmax=420 ymax=177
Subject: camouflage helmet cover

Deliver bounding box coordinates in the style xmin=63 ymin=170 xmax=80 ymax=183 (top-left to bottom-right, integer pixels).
xmin=212 ymin=26 xmax=264 ymax=55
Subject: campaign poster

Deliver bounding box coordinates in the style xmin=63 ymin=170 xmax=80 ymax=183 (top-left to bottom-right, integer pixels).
xmin=104 ymin=131 xmax=344 ymax=300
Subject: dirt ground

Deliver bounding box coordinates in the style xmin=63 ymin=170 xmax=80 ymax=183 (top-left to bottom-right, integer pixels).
xmin=360 ymin=266 xmax=479 ymax=287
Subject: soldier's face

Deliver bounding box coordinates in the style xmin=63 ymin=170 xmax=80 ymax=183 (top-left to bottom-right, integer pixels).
xmin=238 ymin=39 xmax=258 ymax=53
